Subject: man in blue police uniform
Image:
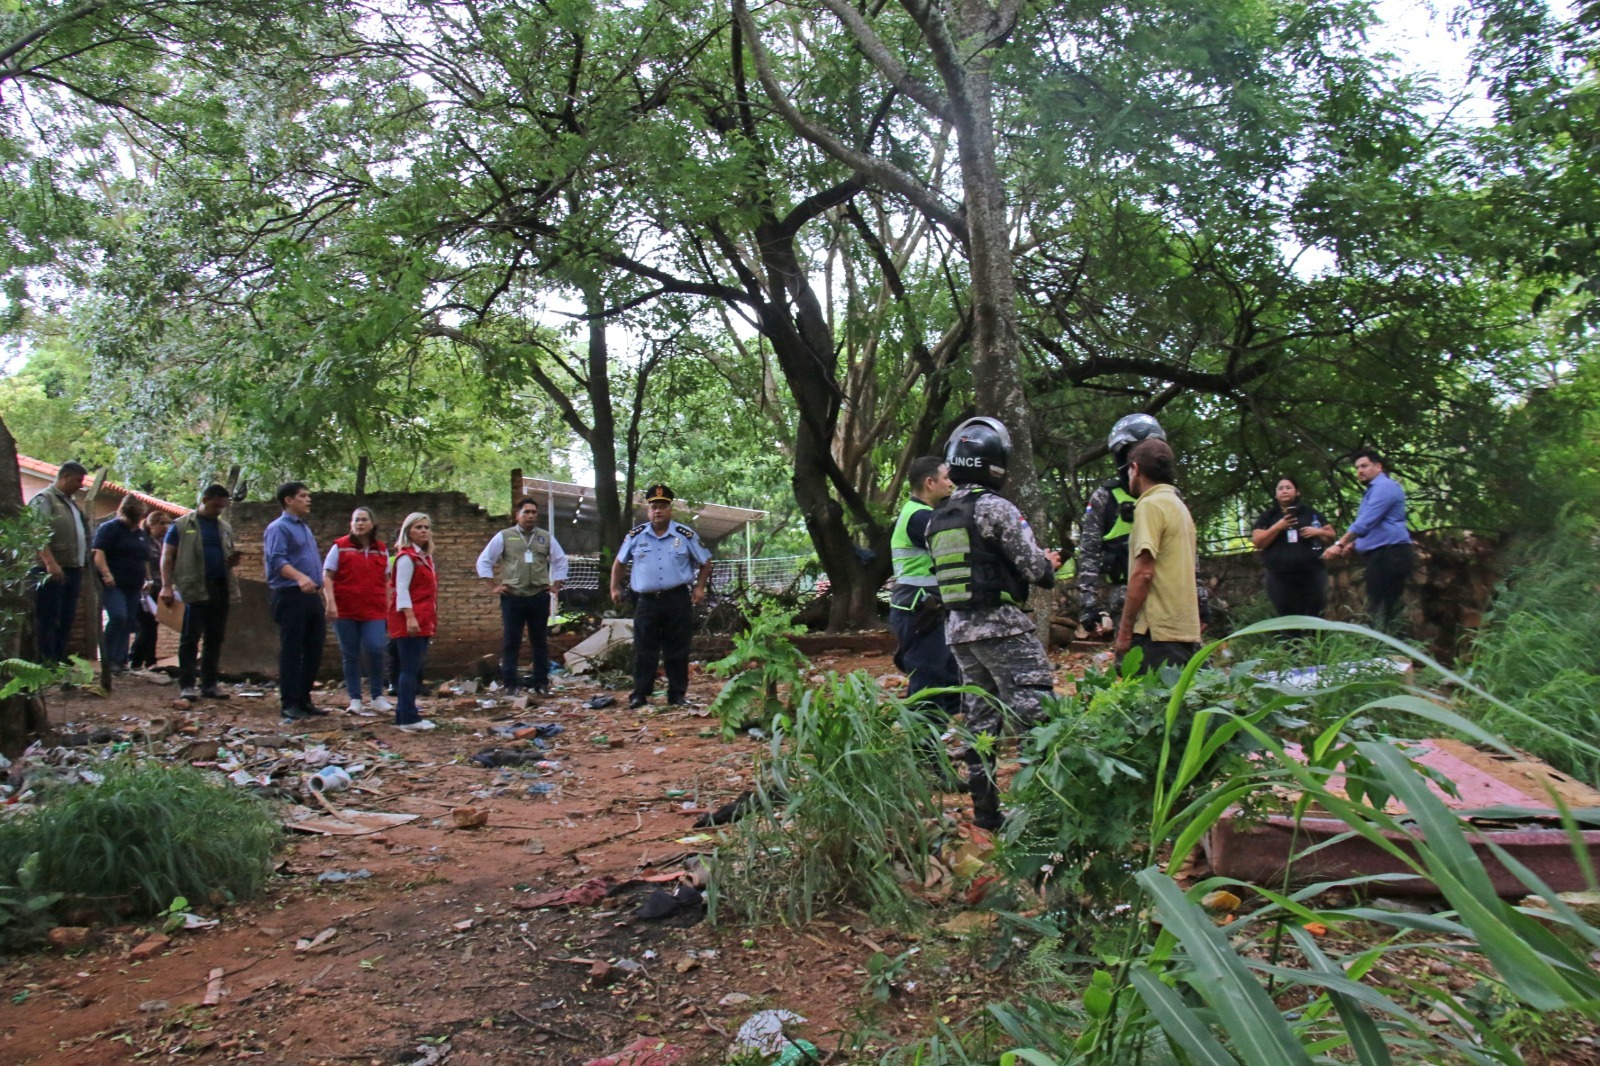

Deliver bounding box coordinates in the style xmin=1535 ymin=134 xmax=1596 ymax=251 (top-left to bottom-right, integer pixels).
xmin=609 ymin=484 xmax=713 ymax=710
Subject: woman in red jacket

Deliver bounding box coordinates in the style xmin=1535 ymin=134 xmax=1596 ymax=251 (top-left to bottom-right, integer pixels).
xmin=387 ymin=512 xmax=437 ymax=732
xmin=323 ymin=507 xmax=391 ymax=714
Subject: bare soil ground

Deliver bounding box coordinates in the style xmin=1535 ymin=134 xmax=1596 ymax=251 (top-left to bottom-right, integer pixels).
xmin=0 ymin=645 xmax=1101 ymax=1065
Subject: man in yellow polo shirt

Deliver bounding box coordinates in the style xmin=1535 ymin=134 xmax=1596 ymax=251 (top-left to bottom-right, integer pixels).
xmin=1113 ymin=438 xmax=1202 ymax=674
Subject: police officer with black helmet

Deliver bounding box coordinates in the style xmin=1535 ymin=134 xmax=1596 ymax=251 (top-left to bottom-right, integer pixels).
xmin=925 ymin=417 xmax=1062 ymax=830
xmin=1076 ymin=414 xmax=1167 ymax=634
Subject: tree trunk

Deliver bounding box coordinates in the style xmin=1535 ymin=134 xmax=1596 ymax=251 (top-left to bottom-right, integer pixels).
xmin=583 ymin=284 xmax=626 ymax=564
xmin=0 ymin=414 xmax=49 ymax=758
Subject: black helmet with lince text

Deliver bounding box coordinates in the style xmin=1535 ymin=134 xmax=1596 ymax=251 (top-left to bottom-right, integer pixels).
xmin=1107 ymin=414 xmax=1166 ymax=471
xmin=945 ymin=417 xmax=1012 ymax=488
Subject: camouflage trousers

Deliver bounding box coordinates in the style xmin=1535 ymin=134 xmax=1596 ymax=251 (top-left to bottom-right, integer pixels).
xmin=951 ymin=633 xmax=1055 ymax=737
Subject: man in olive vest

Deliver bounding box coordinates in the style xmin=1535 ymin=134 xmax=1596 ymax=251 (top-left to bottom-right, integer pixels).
xmin=477 ymin=497 xmax=568 ymax=696
xmin=890 ymin=456 xmax=959 ymax=721
xmin=160 ymin=484 xmax=243 ymax=700
xmin=29 ymin=461 xmax=90 ymax=664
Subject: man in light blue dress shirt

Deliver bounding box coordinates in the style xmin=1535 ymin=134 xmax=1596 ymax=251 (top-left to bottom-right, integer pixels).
xmin=1326 ymin=450 xmax=1413 ymax=633
xmin=264 ymin=482 xmax=327 ymax=721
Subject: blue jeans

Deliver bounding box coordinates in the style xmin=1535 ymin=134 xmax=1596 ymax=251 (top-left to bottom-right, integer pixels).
xmin=335 ymin=618 xmax=387 ymax=701
xmin=101 ymin=584 xmax=140 ymax=669
xmin=394 ymin=636 xmax=430 ymax=724
xmin=34 ymin=566 xmax=83 ymax=664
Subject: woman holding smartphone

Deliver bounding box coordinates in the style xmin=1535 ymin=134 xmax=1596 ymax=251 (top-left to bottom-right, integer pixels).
xmin=1252 ymin=477 xmax=1338 ymax=621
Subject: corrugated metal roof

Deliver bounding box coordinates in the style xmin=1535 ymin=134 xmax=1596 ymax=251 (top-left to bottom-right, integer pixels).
xmin=520 ymin=476 xmax=766 ymax=543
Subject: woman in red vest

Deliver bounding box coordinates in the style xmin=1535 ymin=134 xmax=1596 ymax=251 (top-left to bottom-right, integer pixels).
xmin=387 ymin=512 xmax=437 ymax=732
xmin=323 ymin=506 xmax=391 ymax=714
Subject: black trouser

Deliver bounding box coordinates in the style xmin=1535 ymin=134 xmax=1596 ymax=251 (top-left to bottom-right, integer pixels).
xmin=889 ymin=605 xmax=960 ymax=720
xmin=1129 ymin=634 xmax=1201 ymax=676
xmin=130 ymin=593 xmax=159 ymax=668
xmin=1362 ymin=542 xmax=1414 ymax=634
xmin=500 ymin=591 xmax=552 ymax=692
xmin=1265 ymin=568 xmax=1328 ymax=620
xmin=33 ymin=565 xmax=83 ymax=664
xmin=178 ymin=580 xmax=230 ymax=690
xmin=632 ymin=586 xmax=692 ymax=704
xmin=270 ymin=587 xmax=325 ymax=711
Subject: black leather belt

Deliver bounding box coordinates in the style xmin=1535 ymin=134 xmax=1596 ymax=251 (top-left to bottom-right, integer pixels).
xmin=637 ymin=585 xmax=690 ymax=599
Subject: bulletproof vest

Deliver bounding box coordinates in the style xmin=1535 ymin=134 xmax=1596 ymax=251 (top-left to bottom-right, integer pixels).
xmin=1101 ymin=484 xmax=1137 ymax=584
xmin=925 ymin=489 xmax=1029 ymax=611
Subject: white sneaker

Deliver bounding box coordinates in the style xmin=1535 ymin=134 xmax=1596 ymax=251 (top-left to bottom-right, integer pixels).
xmin=347 ymin=699 xmax=363 ymax=713
xmin=395 ymin=719 xmax=436 ymax=733
xmin=179 ymin=687 xmax=199 ymax=700
xmin=371 ymin=696 xmax=393 ymax=712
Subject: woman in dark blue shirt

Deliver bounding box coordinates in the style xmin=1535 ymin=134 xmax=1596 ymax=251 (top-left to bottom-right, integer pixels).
xmin=1252 ymin=477 xmax=1339 ymax=621
xmin=91 ymin=496 xmax=153 ymax=673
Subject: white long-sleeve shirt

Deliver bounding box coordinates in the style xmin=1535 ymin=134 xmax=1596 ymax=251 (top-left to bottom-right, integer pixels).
xmin=474 ymin=528 xmax=569 ymax=581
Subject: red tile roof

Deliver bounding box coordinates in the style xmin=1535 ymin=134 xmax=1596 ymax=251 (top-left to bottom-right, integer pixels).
xmin=18 ymin=455 xmax=188 ymax=517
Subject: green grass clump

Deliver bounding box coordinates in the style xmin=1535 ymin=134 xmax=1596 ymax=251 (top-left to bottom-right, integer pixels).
xmin=1462 ymin=511 xmax=1600 ymax=783
xmin=0 ymin=760 xmax=280 ymax=919
xmin=706 ymin=670 xmax=948 ymax=928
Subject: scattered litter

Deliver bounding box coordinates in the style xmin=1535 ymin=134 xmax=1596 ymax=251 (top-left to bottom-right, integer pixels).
xmin=295 ymin=928 xmax=338 ymax=952
xmin=452 ymin=919 xmax=473 ymax=931
xmin=585 ymin=695 xmax=616 ymax=710
xmin=719 ymin=992 xmax=752 ymax=1007
xmin=637 ymin=884 xmax=703 ymax=921
xmin=564 ymin=619 xmax=634 ymax=675
xmin=470 ymin=749 xmax=552 ymax=768
xmin=286 ymin=809 xmax=419 ymax=836
xmin=175 ymin=912 xmax=220 ymax=929
xmin=202 ymin=967 xmax=226 ymax=1006
xmin=729 ymin=1009 xmax=809 ymax=1059
xmin=527 ymin=782 xmax=557 ymax=795
xmin=307 ymin=765 xmax=352 ymax=793
xmin=139 ymin=999 xmax=170 ymax=1014
xmin=316 ymin=868 xmax=373 ymax=884
xmin=405 ymin=1042 xmax=452 ymax=1066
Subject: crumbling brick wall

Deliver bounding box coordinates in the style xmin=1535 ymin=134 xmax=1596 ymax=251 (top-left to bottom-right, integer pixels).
xmin=1201 ymin=530 xmax=1504 ymax=662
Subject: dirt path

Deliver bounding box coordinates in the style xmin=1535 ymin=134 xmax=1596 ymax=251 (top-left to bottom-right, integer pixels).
xmin=0 ymin=646 xmax=1098 ymax=1064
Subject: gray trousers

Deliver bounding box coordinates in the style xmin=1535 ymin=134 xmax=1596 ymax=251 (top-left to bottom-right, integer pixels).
xmin=950 ymin=633 xmax=1055 ymax=737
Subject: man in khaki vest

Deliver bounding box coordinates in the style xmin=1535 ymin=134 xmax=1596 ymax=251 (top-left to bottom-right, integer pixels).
xmin=28 ymin=461 xmax=89 ymax=664
xmin=476 ymin=497 xmax=568 ymax=696
xmin=159 ymin=485 xmax=243 ymax=699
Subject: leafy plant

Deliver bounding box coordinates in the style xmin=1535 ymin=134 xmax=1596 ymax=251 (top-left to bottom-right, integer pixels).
xmin=0 ymin=853 xmax=63 ymax=949
xmin=706 ymin=671 xmax=946 ymax=927
xmin=887 ymin=617 xmax=1600 ymax=1064
xmin=706 ymin=602 xmax=811 ymax=740
xmin=0 ymin=760 xmax=280 ymax=919
xmin=1463 ymin=509 xmax=1600 ymax=783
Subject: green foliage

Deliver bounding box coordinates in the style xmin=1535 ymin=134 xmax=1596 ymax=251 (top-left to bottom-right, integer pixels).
xmin=1001 ymin=658 xmax=1271 ymax=913
xmin=1464 ymin=510 xmax=1600 ymax=784
xmin=0 ymin=853 xmax=63 ymax=950
xmin=0 ymin=761 xmax=280 ymax=919
xmin=706 ymin=671 xmax=944 ymax=927
xmin=887 ymin=618 xmax=1600 ymax=1065
xmin=706 ymin=603 xmax=810 ymax=741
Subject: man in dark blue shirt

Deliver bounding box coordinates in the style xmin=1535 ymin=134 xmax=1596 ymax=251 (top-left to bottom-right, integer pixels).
xmin=263 ymin=482 xmax=327 ymax=721
xmin=1326 ymin=449 xmax=1414 ymax=633
xmin=161 ymin=485 xmax=241 ymax=699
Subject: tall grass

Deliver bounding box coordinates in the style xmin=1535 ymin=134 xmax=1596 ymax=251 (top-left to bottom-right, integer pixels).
xmin=1462 ymin=512 xmax=1600 ymax=783
xmin=886 ymin=618 xmax=1600 ymax=1065
xmin=706 ymin=671 xmax=947 ymax=927
xmin=0 ymin=760 xmax=280 ymax=918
